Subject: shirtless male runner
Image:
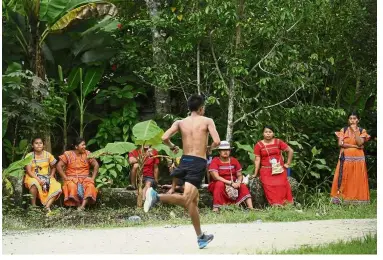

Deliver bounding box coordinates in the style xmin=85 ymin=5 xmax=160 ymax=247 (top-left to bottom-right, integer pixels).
xmin=144 ymin=94 xmax=221 ymax=249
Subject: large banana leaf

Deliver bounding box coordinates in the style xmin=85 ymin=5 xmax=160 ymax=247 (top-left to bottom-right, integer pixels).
xmin=152 ymin=144 xmax=183 ymax=159
xmin=72 ymin=31 xmax=111 ymax=56
xmin=40 ymin=0 xmax=101 ymax=24
xmin=133 ymin=120 xmax=164 ymax=146
xmin=80 ymin=15 xmax=119 ymax=36
xmin=89 ymin=142 xmax=136 ymax=158
xmin=105 ymin=142 xmax=136 ymax=155
xmin=80 ymin=48 xmax=116 ymax=63
xmin=235 ymin=142 xmax=255 ymax=161
xmin=3 ymin=178 xmax=14 ymax=195
xmin=88 ymin=148 xmax=106 ymax=158
xmin=67 ymin=67 xmax=81 ymax=92
xmin=48 ymin=1 xmax=118 ymax=32
xmin=3 ymin=156 xmax=32 ymax=178
xmin=83 ymin=67 xmax=104 ymax=96
xmin=235 ymin=142 xmax=253 ymax=153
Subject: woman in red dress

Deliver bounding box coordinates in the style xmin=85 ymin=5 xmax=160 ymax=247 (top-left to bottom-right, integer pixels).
xmin=252 ymin=126 xmax=294 ymax=205
xmin=208 ymin=141 xmax=253 ymax=212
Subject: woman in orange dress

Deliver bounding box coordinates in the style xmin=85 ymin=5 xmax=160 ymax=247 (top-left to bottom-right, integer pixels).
xmin=331 ymin=112 xmax=370 ymax=204
xmin=56 ymin=137 xmax=99 ymax=210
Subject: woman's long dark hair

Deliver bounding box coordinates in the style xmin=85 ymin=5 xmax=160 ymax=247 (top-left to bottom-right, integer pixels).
xmin=263 ymin=125 xmax=274 ymax=132
xmin=31 ymin=137 xmax=44 ymax=145
xmin=70 ymin=137 xmax=85 ymax=150
xmin=348 ymin=111 xmax=360 ymax=120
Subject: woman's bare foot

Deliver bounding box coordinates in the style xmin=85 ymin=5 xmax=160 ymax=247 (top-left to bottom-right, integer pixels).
xmin=77 ymin=206 xmax=85 ymax=211
xmin=212 ymin=207 xmax=219 ymax=213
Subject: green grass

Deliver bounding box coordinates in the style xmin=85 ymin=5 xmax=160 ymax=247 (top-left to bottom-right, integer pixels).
xmin=2 ymin=190 xmax=377 ymax=231
xmin=271 ymin=234 xmax=377 ymax=254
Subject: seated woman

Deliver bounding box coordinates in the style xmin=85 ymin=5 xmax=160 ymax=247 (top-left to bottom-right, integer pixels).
xmin=253 ymin=126 xmax=294 ymax=206
xmin=208 ymin=141 xmax=253 ymax=212
xmin=56 ymin=137 xmax=99 ymax=211
xmin=24 ymin=137 xmax=62 ymax=214
xmin=330 ymin=112 xmax=370 ymax=204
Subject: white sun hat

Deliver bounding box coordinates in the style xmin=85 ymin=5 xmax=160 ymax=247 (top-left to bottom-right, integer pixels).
xmin=218 ymin=141 xmax=232 ymax=150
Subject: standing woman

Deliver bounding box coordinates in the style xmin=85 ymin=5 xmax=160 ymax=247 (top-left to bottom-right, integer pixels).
xmin=331 ymin=112 xmax=370 ymax=204
xmin=24 ymin=137 xmax=62 ymax=213
xmin=252 ymin=126 xmax=294 ymax=206
xmin=56 ymin=137 xmax=99 ymax=211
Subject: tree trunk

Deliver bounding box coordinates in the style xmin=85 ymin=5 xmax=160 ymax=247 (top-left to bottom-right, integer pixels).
xmin=145 ymin=0 xmax=170 ymax=116
xmin=63 ymin=103 xmax=68 ymax=152
xmin=29 ymin=4 xmax=51 ymax=152
xmin=226 ymin=0 xmax=245 ymax=142
xmin=226 ymin=78 xmax=235 ymax=142
xmin=197 ymin=42 xmax=201 ymax=94
xmin=137 ymin=166 xmax=144 ymax=208
xmin=355 ymin=69 xmax=361 ymax=97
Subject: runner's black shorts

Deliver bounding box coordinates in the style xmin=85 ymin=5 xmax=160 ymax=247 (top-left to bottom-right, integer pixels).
xmin=170 ymin=155 xmax=207 ymax=188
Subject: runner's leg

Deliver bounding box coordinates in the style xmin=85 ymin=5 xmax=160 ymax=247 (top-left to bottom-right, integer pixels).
xmin=159 ymin=182 xmax=202 ymax=236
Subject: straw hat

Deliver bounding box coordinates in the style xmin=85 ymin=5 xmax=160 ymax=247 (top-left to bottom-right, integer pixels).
xmin=217 ymin=141 xmax=232 ymax=150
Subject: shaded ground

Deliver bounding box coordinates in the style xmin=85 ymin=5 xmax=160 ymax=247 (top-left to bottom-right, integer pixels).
xmin=2 ymin=218 xmax=376 ymax=254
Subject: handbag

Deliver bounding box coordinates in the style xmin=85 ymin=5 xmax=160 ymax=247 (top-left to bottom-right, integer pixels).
xmin=264 ymin=140 xmax=284 ymax=175
xmin=36 ymin=174 xmax=50 ymax=192
xmin=225 ymin=158 xmax=239 ymax=200
xmin=33 ymin=152 xmax=51 ymax=192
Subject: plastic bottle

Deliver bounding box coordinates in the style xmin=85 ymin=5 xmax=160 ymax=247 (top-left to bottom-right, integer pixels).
xmin=127 ymin=216 xmax=141 ymax=223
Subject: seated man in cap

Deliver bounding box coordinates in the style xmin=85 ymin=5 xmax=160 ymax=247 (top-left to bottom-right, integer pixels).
xmin=208 ymin=141 xmax=254 ymax=212
xmin=128 ymin=145 xmax=160 ymax=200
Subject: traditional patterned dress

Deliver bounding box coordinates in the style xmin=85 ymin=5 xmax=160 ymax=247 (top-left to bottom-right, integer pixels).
xmin=208 ymin=157 xmax=251 ymax=209
xmin=59 ymin=150 xmax=98 ymax=207
xmin=254 ymin=139 xmax=293 ymax=205
xmin=330 ymin=127 xmax=370 ymax=204
xmin=24 ymin=151 xmax=62 ymax=205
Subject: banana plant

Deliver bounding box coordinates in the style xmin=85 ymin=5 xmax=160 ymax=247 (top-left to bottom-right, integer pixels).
xmin=56 ymin=65 xmax=78 ymax=150
xmin=90 ymin=120 xmax=182 ymax=208
xmin=4 ymin=0 xmax=118 ymax=152
xmin=2 ymin=155 xmax=32 ymax=196
xmin=67 ymin=66 xmax=104 ymax=137
xmin=4 ymin=0 xmax=118 ymax=78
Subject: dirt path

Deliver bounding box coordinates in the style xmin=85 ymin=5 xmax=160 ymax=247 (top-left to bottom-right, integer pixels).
xmin=2 ymin=218 xmax=376 ymax=254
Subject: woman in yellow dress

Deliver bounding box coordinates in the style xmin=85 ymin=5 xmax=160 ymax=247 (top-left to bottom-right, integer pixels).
xmin=24 ymin=137 xmax=62 ymax=213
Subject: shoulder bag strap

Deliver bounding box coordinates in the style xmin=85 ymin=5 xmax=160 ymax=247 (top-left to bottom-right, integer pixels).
xmin=229 ymin=157 xmax=234 ymax=182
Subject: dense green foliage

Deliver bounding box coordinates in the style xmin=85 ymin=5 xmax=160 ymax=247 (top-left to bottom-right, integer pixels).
xmin=2 ymin=0 xmax=377 ymax=202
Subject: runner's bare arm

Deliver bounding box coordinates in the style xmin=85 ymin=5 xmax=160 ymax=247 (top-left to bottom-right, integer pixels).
xmin=207 ymin=118 xmax=220 ymax=149
xmin=162 ymin=120 xmax=180 ymax=149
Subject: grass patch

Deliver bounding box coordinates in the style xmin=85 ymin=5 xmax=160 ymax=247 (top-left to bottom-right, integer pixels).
xmin=2 ymin=190 xmax=377 ymax=231
xmin=271 ymin=234 xmax=377 ymax=254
